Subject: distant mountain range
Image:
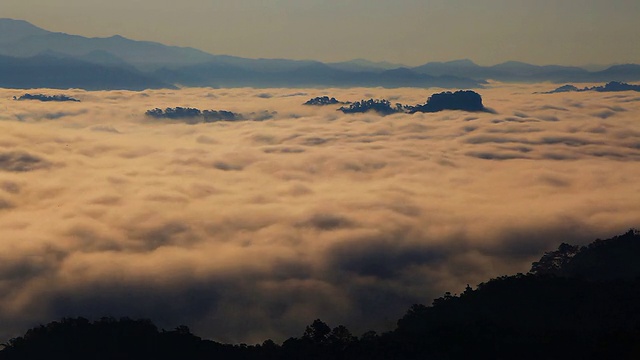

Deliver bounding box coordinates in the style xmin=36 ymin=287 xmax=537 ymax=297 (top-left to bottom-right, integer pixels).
xmin=412 ymin=59 xmax=640 ymax=83
xmin=1 ymin=18 xmax=639 ymax=90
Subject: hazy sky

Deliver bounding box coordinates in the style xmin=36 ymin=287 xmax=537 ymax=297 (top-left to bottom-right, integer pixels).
xmin=1 ymin=0 xmax=639 ymax=66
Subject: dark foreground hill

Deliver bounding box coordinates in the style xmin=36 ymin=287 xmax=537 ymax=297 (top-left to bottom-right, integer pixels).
xmin=2 ymin=230 xmax=640 ymax=359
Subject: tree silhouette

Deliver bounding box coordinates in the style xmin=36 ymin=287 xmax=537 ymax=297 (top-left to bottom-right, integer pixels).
xmin=145 ymin=107 xmax=244 ymax=123
xmin=338 ymin=99 xmax=402 ymax=115
xmin=338 ymin=91 xmax=489 ymax=115
xmin=303 ymin=319 xmax=331 ymax=344
xmin=409 ymin=90 xmax=486 ymax=113
xmin=303 ymin=96 xmax=342 ymax=106
xmin=14 ymin=93 xmax=80 ymax=102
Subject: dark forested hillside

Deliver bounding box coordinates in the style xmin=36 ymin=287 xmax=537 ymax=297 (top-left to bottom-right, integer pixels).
xmin=2 ymin=230 xmax=640 ymax=359
xmin=531 ymin=229 xmax=640 ymax=280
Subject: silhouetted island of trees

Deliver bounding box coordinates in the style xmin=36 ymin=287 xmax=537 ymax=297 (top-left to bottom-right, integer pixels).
xmin=13 ymin=93 xmax=80 ymax=102
xmin=338 ymin=90 xmax=489 ymax=115
xmin=145 ymin=107 xmax=242 ymax=122
xmin=591 ymin=81 xmax=640 ymax=92
xmin=145 ymin=107 xmax=277 ymax=123
xmin=542 ymin=81 xmax=640 ymax=94
xmin=3 ymin=229 xmax=640 ymax=359
xmin=338 ymin=99 xmax=410 ymax=115
xmin=409 ymin=90 xmax=487 ymax=113
xmin=303 ymin=96 xmax=344 ymax=106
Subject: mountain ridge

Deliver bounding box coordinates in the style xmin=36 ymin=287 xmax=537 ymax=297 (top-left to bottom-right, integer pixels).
xmin=0 ymin=53 xmax=175 ymax=90
xmin=1 ymin=18 xmax=640 ymax=90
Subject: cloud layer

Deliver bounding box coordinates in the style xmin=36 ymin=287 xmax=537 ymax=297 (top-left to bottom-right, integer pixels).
xmin=1 ymin=83 xmax=639 ymax=343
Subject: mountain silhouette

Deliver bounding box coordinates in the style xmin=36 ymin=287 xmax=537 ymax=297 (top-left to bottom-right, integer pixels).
xmin=0 ymin=18 xmax=49 ymax=44
xmin=153 ymin=61 xmax=485 ymax=89
xmin=0 ymin=19 xmax=214 ymax=71
xmin=589 ymin=64 xmax=640 ymax=82
xmin=412 ymin=59 xmax=485 ymax=77
xmin=0 ymin=54 xmax=174 ymax=91
xmin=2 ymin=18 xmax=640 ymax=89
xmin=326 ymin=58 xmax=406 ymax=72
xmin=412 ymin=59 xmax=640 ymax=83
xmin=0 ymin=18 xmax=485 ymax=89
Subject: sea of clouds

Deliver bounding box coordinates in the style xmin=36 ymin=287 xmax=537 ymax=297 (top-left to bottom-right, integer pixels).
xmin=0 ymin=83 xmax=639 ymax=343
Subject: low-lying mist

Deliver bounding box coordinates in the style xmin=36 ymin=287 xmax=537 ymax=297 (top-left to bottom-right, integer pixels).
xmin=0 ymin=83 xmax=639 ymax=343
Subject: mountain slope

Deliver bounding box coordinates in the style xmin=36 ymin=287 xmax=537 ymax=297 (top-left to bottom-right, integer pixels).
xmin=589 ymin=64 xmax=640 ymax=82
xmin=0 ymin=54 xmax=174 ymax=90
xmin=531 ymin=229 xmax=640 ymax=280
xmin=0 ymin=18 xmax=485 ymax=89
xmin=412 ymin=59 xmax=484 ymax=77
xmin=154 ymin=61 xmax=486 ymax=88
xmin=413 ymin=59 xmax=591 ymax=82
xmin=326 ymin=59 xmax=406 ymax=72
xmin=0 ymin=18 xmax=215 ymax=70
xmin=0 ymin=18 xmax=49 ymax=44
xmin=3 ymin=18 xmax=639 ymax=88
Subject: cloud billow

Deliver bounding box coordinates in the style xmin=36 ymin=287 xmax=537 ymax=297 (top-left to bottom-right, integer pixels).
xmin=0 ymin=84 xmax=639 ymax=344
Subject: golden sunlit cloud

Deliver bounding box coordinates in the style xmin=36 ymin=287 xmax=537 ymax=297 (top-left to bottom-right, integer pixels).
xmin=0 ymin=83 xmax=639 ymax=343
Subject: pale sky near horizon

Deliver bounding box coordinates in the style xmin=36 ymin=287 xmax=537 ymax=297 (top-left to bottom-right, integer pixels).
xmin=0 ymin=0 xmax=639 ymax=66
